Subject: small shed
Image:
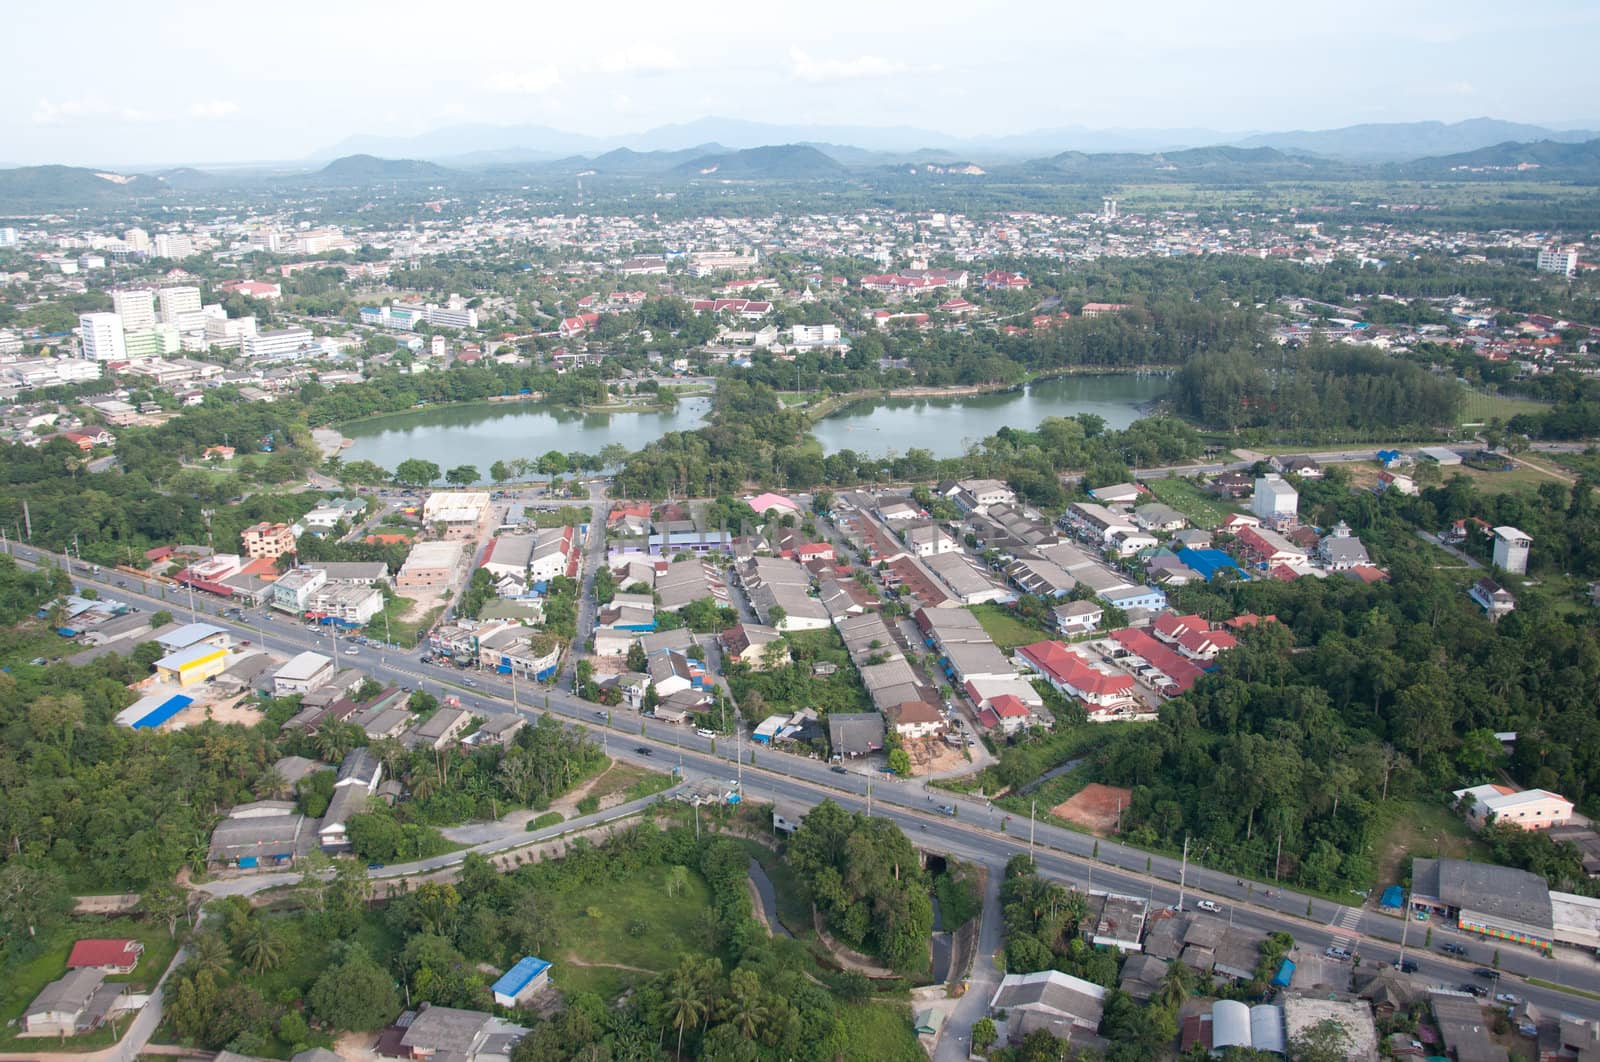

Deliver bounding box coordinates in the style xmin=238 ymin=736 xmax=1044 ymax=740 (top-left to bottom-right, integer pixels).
xmin=491 ymin=956 xmax=552 ymax=1007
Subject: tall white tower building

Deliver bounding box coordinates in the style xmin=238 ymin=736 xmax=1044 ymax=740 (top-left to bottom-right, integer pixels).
xmin=79 ymin=312 xmax=127 ymax=361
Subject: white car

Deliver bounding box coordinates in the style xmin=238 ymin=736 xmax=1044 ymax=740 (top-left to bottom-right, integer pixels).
xmin=343 ymin=647 xmax=360 ymax=656
xmin=695 ymin=728 xmax=716 ymax=738
xmin=1196 ymin=900 xmax=1222 ymax=913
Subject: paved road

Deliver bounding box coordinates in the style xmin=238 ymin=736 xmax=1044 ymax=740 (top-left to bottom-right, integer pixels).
xmin=18 ymin=546 xmax=1600 ymax=1021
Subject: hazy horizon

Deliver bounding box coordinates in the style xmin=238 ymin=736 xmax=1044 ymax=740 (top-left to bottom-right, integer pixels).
xmin=7 ymin=0 xmax=1600 ymax=167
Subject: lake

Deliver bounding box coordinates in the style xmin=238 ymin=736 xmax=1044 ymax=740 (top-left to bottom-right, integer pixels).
xmin=809 ymin=374 xmax=1170 ymax=458
xmin=341 ymin=396 xmax=713 ymax=475
xmin=340 ymin=374 xmax=1169 ymax=477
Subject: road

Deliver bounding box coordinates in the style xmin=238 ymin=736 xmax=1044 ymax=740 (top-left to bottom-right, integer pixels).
xmin=16 ymin=545 xmax=1600 ymax=1036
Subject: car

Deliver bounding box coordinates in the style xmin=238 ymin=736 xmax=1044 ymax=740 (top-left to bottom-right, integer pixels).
xmin=831 ymin=765 xmax=849 ymax=774
xmin=1196 ymin=900 xmax=1222 ymax=913
xmin=635 ymin=746 xmax=653 ymax=756
xmin=367 ymin=861 xmax=384 ymax=870
xmin=596 ymin=710 xmax=609 ymax=720
xmin=462 ymin=678 xmax=477 ymax=687
xmin=1495 ymin=992 xmax=1520 ymax=1005
xmin=1440 ymin=942 xmax=1467 ymax=956
xmin=1325 ymin=946 xmax=1351 ymax=961
xmin=29 ymin=657 xmax=47 ymax=666
xmin=695 ymin=728 xmax=715 ymax=738
xmin=1473 ymin=967 xmax=1500 ymax=980
xmin=937 ymin=804 xmax=956 ymax=816
xmin=1459 ymin=983 xmax=1488 ymax=997
xmin=1395 ymin=959 xmax=1418 ymax=973
xmin=239 ymin=640 xmax=251 ymax=647
xmin=343 ymin=647 xmax=360 ymax=656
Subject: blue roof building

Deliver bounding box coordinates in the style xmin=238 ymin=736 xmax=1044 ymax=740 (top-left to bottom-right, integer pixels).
xmin=492 ymin=956 xmax=552 ymax=1007
xmin=1175 ymin=547 xmax=1243 ymax=582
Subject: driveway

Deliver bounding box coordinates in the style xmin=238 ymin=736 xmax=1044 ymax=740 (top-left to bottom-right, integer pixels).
xmin=934 ymin=860 xmax=1005 ymax=1062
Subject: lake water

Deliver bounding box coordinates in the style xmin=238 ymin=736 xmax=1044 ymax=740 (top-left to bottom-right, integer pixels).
xmin=810 ymin=374 xmax=1170 ymax=458
xmin=340 ymin=374 xmax=1168 ymax=476
xmin=341 ymin=396 xmax=713 ymax=475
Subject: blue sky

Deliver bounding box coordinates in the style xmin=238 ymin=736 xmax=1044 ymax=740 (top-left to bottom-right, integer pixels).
xmin=6 ymin=0 xmax=1599 ymax=166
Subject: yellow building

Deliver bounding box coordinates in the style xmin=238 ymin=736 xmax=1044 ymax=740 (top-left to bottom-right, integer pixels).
xmin=154 ymin=643 xmax=229 ymax=687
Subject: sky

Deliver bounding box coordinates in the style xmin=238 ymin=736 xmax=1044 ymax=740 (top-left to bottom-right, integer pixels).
xmin=6 ymin=0 xmax=1600 ymax=167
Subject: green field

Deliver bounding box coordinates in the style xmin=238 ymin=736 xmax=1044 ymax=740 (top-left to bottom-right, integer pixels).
xmin=968 ymin=603 xmax=1053 ymax=650
xmin=547 ymin=862 xmax=715 ymax=999
xmin=1143 ymin=476 xmax=1238 ymax=530
xmin=1375 ymin=799 xmax=1491 ymax=889
xmin=836 ymin=1002 xmax=924 ymax=1062
xmin=0 ymin=916 xmax=183 ymax=1049
xmin=1457 ymin=389 xmax=1552 ymax=426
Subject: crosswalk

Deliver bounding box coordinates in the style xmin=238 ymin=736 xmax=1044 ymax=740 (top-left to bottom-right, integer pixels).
xmin=1328 ymin=904 xmax=1363 ymax=949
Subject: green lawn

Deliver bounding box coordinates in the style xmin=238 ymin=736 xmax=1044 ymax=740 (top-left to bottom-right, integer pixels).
xmin=968 ymin=603 xmax=1052 ymax=651
xmin=1375 ymin=799 xmax=1491 ymax=890
xmin=1143 ymin=476 xmax=1238 ymax=530
xmin=1457 ymin=389 xmax=1552 ymax=426
xmin=0 ymin=916 xmax=184 ymax=1049
xmin=836 ymin=1002 xmax=924 ymax=1062
xmin=582 ymin=760 xmax=674 ymax=805
xmin=546 ymin=863 xmax=715 ymax=999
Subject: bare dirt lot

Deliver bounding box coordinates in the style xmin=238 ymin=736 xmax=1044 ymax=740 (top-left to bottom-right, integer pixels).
xmin=1053 ymin=782 xmax=1134 ymax=836
xmin=171 ymin=695 xmax=264 ymax=729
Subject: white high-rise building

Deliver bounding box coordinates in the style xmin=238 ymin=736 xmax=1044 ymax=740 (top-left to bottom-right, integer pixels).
xmin=1536 ymin=248 xmax=1578 ymax=278
xmin=152 ymin=234 xmax=195 ymax=259
xmin=0 ymin=227 xmax=18 ymax=247
xmin=111 ymin=289 xmax=156 ymax=332
xmin=123 ymin=228 xmax=150 ymax=254
xmin=158 ymin=286 xmax=203 ymax=326
xmin=79 ymin=312 xmax=127 ymax=361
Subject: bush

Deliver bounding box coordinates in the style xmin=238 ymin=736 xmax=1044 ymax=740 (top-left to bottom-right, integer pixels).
xmin=529 ymin=811 xmax=564 ymax=830
xmin=577 ymin=794 xmax=600 ymax=815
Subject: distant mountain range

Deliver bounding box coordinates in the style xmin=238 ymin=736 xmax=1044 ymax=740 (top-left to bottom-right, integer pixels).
xmin=6 ymin=129 xmax=1600 ymax=210
xmin=311 ymin=115 xmax=1599 ymax=167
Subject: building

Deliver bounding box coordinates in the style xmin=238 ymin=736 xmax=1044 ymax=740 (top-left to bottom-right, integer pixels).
xmin=790 ymin=323 xmax=841 ymax=347
xmin=157 ymin=285 xmax=202 ymax=326
xmin=393 ymin=1003 xmax=528 ymax=1061
xmin=397 ymin=540 xmax=468 ymax=589
xmin=988 ymin=969 xmax=1106 ymax=1041
xmin=207 ymin=802 xmax=308 ymax=870
xmin=274 ymin=651 xmax=335 ymax=695
xmin=1016 ymin=640 xmax=1136 ymax=713
xmin=953 ymin=478 xmax=1015 ymax=514
xmin=242 ymin=521 xmax=296 ymax=559
xmin=22 ymin=968 xmax=126 ymax=1037
xmin=78 ymin=312 xmax=126 ymax=361
xmin=1251 ymin=474 xmax=1298 ymax=527
xmin=1454 ymin=784 xmax=1573 ymax=830
xmin=1054 ymin=600 xmax=1104 ymax=636
xmin=1410 ymin=857 xmax=1556 ymax=950
xmin=242 ymin=327 xmax=315 ymax=360
xmin=1470 ymin=577 xmax=1517 ymax=621
xmin=491 ymin=956 xmax=552 ymax=1007
xmin=828 ymin=712 xmax=885 ymax=757
xmin=154 ymin=642 xmax=229 ymax=687
xmin=1493 ymin=526 xmax=1531 ymax=575
xmin=422 ymin=491 xmax=491 ymax=538
xmin=271 ymin=567 xmax=328 ymax=612
xmin=1538 ymin=247 xmax=1579 ymax=278
xmin=1318 ymin=521 xmax=1371 ymax=571
xmin=111 ymin=289 xmax=156 ymax=331
xmin=67 ymin=939 xmax=144 ymax=975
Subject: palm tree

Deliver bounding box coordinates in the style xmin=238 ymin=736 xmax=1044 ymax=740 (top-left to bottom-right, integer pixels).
xmin=661 ymin=961 xmax=711 ymax=1057
xmin=1159 ymin=961 xmax=1192 ymax=1009
xmin=720 ymin=969 xmax=769 ymax=1041
xmin=255 ymin=766 xmax=289 ymax=800
xmin=239 ymin=921 xmax=285 ymax=974
xmin=189 ymin=931 xmax=231 ymax=979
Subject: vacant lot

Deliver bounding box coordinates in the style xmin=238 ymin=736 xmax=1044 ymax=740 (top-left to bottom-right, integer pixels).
xmin=548 ymin=863 xmax=714 ymax=999
xmin=969 ymin=603 xmax=1052 ymax=651
xmin=1144 ymin=476 xmax=1237 ymax=530
xmin=1375 ymin=799 xmax=1490 ymax=889
xmin=1458 ymin=389 xmax=1552 ymax=426
xmin=1053 ymin=782 xmax=1134 ymax=836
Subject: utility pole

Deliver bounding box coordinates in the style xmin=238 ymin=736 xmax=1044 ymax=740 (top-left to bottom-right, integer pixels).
xmin=866 ymin=769 xmax=873 ymax=817
xmin=1275 ymin=831 xmax=1283 ymax=883
xmin=1397 ymin=887 xmax=1409 ymax=967
xmin=1029 ymin=799 xmax=1037 ymax=857
xmin=1177 ymin=835 xmax=1190 ymax=911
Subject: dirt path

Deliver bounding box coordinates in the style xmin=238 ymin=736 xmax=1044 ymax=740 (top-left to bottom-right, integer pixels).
xmin=1513 ymin=452 xmax=1576 ymax=484
xmin=562 ymin=953 xmax=657 ymax=974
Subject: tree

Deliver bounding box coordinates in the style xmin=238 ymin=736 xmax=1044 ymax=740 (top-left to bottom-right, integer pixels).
xmin=489 ymin=460 xmax=512 ymax=484
xmin=719 ymin=968 xmax=770 ymax=1040
xmin=0 ymin=862 xmax=70 ymax=958
xmin=1289 ymin=1018 xmax=1353 ymax=1062
xmin=309 ymin=944 xmax=400 ymax=1031
xmin=626 ymin=640 xmax=648 ymax=672
xmin=238 ymin=920 xmax=285 ymax=974
xmin=887 ymin=748 xmax=912 ymax=776
xmin=142 ymin=883 xmax=188 ymax=938
xmin=972 ymin=1016 xmax=998 ymax=1054
xmin=445 ymin=464 xmax=480 ymax=487
xmin=394 ymin=459 xmax=441 ymax=486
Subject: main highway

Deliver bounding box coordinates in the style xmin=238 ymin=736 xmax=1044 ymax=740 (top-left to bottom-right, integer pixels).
xmin=13 ymin=543 xmax=1600 ymax=1021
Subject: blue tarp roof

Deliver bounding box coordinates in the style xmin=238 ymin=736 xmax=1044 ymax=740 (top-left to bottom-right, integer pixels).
xmin=1271 ymin=958 xmax=1296 ymax=988
xmin=133 ymin=694 xmax=193 ymax=730
xmin=1175 ymin=547 xmax=1242 ymax=581
xmin=1380 ymin=885 xmax=1404 ymax=909
xmin=492 ymin=956 xmax=550 ymax=998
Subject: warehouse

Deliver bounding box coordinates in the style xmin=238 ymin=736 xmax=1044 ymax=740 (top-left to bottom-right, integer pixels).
xmin=154 ymin=642 xmax=229 ymax=687
xmin=114 ymin=692 xmax=194 ymax=729
xmin=396 ymin=539 xmax=468 ymax=589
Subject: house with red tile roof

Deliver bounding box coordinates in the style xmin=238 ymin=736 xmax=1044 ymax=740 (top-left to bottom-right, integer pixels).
xmin=1016 ymin=641 xmax=1135 ymax=711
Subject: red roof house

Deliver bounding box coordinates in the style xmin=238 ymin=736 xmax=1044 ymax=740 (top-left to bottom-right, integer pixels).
xmin=67 ymin=938 xmax=143 ymax=974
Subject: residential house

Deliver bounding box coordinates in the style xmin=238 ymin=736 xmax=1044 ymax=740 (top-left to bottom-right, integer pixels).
xmin=1318 ymin=521 xmax=1371 ymax=570
xmin=885 ymin=698 xmax=946 ymax=739
xmin=1054 ymin=600 xmax=1104 ymax=636
xmin=1016 ymin=640 xmax=1136 ymax=713
xmin=828 ymin=712 xmax=885 ymax=757
xmin=719 ymin=623 xmax=788 ymax=669
xmin=988 ymin=969 xmax=1106 ymax=1043
xmin=23 ymin=968 xmax=127 ymax=1037
xmin=1454 ymin=784 xmax=1573 ymax=831
xmin=66 ymin=939 xmax=144 ymax=975
xmin=1470 ymin=577 xmax=1516 ymax=621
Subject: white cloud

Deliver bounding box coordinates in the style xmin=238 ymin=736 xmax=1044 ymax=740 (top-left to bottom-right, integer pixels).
xmin=487 ymin=67 xmax=563 ymax=95
xmin=789 ymin=48 xmax=914 ymax=82
xmin=590 ymin=45 xmax=682 ymax=76
xmin=189 ymin=100 xmax=239 ymax=119
xmin=33 ymin=98 xmax=158 ymax=124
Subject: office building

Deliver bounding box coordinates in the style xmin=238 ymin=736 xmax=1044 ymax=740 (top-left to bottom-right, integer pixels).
xmin=111 ymin=289 xmax=156 ymax=331
xmin=79 ymin=312 xmax=126 ymax=361
xmin=152 ymin=234 xmax=195 ymax=259
xmin=158 ymin=286 xmax=202 ymax=325
xmin=1537 ymin=247 xmax=1579 ymax=278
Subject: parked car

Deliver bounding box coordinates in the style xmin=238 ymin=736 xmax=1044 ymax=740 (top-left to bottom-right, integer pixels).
xmin=1325 ymin=946 xmax=1352 ymax=961
xmin=343 ymin=647 xmax=360 ymax=656
xmin=1196 ymin=900 xmax=1222 ymax=913
xmin=1495 ymin=992 xmax=1520 ymax=1005
xmin=695 ymin=728 xmax=715 ymax=738
xmin=1459 ymin=983 xmax=1488 ymax=997
xmin=831 ymin=765 xmax=849 ymax=775
xmin=1440 ymin=942 xmax=1468 ymax=956
xmin=1396 ymin=959 xmax=1419 ymax=973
